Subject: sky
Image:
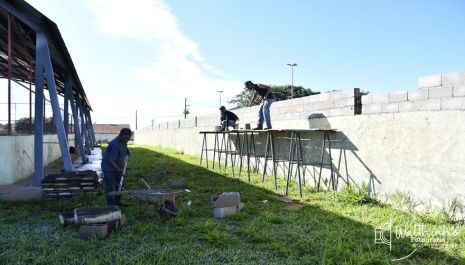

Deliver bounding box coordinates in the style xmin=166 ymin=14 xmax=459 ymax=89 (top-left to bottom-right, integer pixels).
xmin=10 ymin=0 xmax=465 ymax=129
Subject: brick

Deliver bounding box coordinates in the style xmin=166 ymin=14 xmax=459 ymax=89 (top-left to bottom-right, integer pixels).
xmin=381 ymin=103 xmax=399 ymax=113
xmin=362 ymin=94 xmax=372 ymax=104
xmin=418 ymin=99 xmax=441 ymax=111
xmin=453 ymin=83 xmax=465 ymax=97
xmin=399 ymin=101 xmax=419 ymax=112
xmin=372 ymin=93 xmax=389 ymax=104
xmin=418 ymin=74 xmax=441 ymax=88
xmin=440 ymin=97 xmax=465 ymax=110
xmin=389 ymin=91 xmax=408 ymax=102
xmin=305 ymin=109 xmax=330 ymax=118
xmin=362 ymin=104 xmax=381 ymax=114
xmin=428 ymin=86 xmax=453 ymax=98
xmin=442 ymin=71 xmax=465 ymax=86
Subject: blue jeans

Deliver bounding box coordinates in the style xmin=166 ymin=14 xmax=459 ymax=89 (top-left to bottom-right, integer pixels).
xmin=103 ymin=170 xmax=122 ymax=205
xmin=257 ymin=99 xmax=273 ymax=128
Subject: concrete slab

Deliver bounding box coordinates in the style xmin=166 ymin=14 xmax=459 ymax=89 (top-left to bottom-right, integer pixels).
xmin=0 ymin=147 xmax=103 ymax=201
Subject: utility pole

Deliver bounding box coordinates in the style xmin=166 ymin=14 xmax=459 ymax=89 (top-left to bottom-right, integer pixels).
xmin=184 ymin=98 xmax=188 ymax=119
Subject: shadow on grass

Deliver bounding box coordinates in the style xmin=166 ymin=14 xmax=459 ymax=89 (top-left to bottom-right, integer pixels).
xmin=0 ymin=145 xmax=463 ymax=265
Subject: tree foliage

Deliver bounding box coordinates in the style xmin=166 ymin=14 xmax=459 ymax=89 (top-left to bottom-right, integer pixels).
xmin=228 ymin=85 xmax=319 ymax=109
xmin=14 ymin=117 xmax=56 ymax=134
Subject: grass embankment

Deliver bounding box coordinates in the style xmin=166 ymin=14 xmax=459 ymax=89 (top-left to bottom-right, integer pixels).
xmin=0 ymin=145 xmax=464 ymax=264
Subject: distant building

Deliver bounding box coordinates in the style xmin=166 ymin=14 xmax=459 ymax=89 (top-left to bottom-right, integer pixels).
xmin=93 ymin=124 xmax=130 ymax=143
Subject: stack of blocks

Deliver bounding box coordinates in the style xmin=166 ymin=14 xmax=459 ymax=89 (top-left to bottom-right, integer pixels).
xmin=362 ymin=71 xmax=465 ymax=114
xmin=211 ymin=192 xmax=244 ymax=219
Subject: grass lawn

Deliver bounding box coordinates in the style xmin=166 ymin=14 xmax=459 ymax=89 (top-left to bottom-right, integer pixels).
xmin=0 ymin=145 xmax=464 ymax=264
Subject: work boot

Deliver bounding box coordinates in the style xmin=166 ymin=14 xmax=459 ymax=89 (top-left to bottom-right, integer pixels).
xmin=253 ymin=126 xmax=263 ymax=130
xmin=265 ymin=126 xmax=272 ymax=130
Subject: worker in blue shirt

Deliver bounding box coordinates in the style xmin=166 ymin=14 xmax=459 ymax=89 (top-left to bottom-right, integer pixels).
xmin=101 ymin=128 xmax=132 ymax=206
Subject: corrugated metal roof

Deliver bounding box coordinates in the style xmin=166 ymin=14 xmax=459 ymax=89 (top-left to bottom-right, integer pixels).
xmin=0 ymin=0 xmax=92 ymax=110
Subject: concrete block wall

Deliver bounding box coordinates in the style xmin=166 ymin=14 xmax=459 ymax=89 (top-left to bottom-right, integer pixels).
xmin=136 ymin=71 xmax=465 ymax=210
xmin=142 ymin=89 xmax=357 ymax=132
xmin=363 ymin=70 xmax=465 ymax=115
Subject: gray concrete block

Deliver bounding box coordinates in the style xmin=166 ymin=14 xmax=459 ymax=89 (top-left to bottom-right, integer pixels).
xmin=407 ymin=90 xmax=419 ymax=101
xmin=341 ymin=107 xmax=355 ymax=116
xmin=419 ymin=89 xmax=429 ymax=100
xmin=418 ymin=74 xmax=441 ymax=88
xmin=418 ymin=99 xmax=441 ymax=111
xmin=362 ymin=94 xmax=372 ymax=104
xmin=334 ymin=97 xmax=354 ymax=108
xmin=79 ymin=223 xmax=108 ymax=238
xmin=312 ymin=101 xmax=334 ymax=110
xmin=389 ymin=91 xmax=408 ymax=102
xmin=329 ymin=108 xmax=342 ymax=117
xmin=318 ymin=93 xmax=330 ymax=101
xmin=453 ymin=83 xmax=465 ymax=97
xmin=381 ymin=103 xmax=399 ymax=113
xmin=362 ymin=104 xmax=381 ymax=114
xmin=372 ymin=93 xmax=389 ymax=104
xmin=211 ymin=192 xmax=240 ymax=208
xmin=442 ymin=71 xmax=465 ymax=86
xmin=440 ymin=97 xmax=465 ymax=110
xmin=428 ymin=86 xmax=453 ymax=99
xmin=399 ymin=101 xmax=419 ymax=112
xmin=329 ymin=90 xmax=354 ymax=100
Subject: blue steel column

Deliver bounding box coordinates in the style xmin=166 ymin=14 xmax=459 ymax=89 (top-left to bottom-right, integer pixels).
xmin=65 ymin=79 xmax=87 ymax=163
xmin=63 ymin=80 xmax=69 ymax=137
xmin=37 ymin=32 xmax=73 ymax=172
xmin=77 ymin=98 xmax=90 ymax=154
xmin=85 ymin=109 xmax=96 ymax=147
xmin=33 ymin=41 xmax=45 ymax=186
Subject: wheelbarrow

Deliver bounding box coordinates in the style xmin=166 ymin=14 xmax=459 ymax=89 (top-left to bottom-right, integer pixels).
xmin=108 ymin=188 xmax=183 ymax=219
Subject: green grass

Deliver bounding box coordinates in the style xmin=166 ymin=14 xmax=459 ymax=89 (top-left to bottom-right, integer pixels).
xmin=0 ymin=145 xmax=464 ymax=264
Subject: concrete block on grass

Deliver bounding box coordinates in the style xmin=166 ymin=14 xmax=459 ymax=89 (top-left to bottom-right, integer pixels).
xmin=79 ymin=223 xmax=108 ymax=238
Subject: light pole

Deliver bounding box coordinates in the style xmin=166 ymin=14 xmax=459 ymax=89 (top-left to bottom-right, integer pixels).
xmin=217 ymin=90 xmax=223 ymax=106
xmin=287 ymin=63 xmax=298 ymax=99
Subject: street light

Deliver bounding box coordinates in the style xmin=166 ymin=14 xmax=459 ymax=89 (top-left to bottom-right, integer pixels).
xmin=217 ymin=90 xmax=223 ymax=106
xmin=287 ymin=63 xmax=298 ymax=99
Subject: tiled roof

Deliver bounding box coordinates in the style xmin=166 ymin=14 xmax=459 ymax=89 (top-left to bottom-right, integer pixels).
xmin=93 ymin=124 xmax=130 ymax=134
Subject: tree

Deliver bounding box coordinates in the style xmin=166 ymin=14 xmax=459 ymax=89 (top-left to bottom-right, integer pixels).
xmin=228 ymin=85 xmax=319 ymax=109
xmin=14 ymin=117 xmax=56 ymax=134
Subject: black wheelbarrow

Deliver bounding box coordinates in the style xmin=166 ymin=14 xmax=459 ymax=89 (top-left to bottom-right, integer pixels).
xmin=108 ymin=188 xmax=183 ymax=218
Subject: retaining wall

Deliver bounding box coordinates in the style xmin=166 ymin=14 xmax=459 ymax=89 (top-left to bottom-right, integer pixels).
xmin=0 ymin=135 xmax=76 ymax=185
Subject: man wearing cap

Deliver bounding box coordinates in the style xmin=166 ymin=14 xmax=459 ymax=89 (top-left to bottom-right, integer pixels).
xmin=245 ymin=81 xmax=274 ymax=130
xmin=219 ymin=106 xmax=239 ymax=131
xmin=101 ymin=128 xmax=132 ymax=206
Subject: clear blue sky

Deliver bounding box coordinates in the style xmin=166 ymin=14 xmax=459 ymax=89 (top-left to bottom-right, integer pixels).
xmin=21 ymin=0 xmax=465 ymax=128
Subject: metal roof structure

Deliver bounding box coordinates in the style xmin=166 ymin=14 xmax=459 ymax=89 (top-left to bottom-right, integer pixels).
xmin=0 ymin=0 xmax=91 ymax=109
